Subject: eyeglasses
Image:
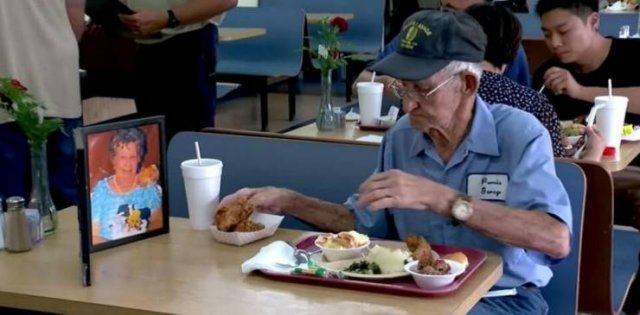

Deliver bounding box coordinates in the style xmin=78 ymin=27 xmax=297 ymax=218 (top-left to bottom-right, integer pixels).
xmin=390 ymin=75 xmax=456 ymax=101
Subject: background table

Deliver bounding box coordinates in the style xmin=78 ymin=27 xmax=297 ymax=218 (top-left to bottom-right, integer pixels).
xmin=285 ymin=121 xmax=383 ymax=144
xmin=0 ymin=208 xmax=502 ymax=315
xmin=218 ymin=27 xmax=266 ymax=42
xmin=602 ymin=141 xmax=640 ymax=172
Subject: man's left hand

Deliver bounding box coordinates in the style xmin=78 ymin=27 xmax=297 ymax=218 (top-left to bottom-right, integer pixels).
xmin=543 ymin=67 xmax=584 ymax=99
xmin=119 ymin=10 xmax=169 ymax=36
xmin=356 ymin=169 xmax=455 ymax=215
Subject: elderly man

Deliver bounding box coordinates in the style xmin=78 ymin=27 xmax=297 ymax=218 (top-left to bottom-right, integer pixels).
xmin=221 ymin=10 xmax=571 ymax=314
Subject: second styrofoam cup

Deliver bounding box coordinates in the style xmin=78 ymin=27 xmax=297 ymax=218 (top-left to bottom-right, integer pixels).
xmin=357 ymin=82 xmax=384 ymax=126
xmin=180 ymin=159 xmax=223 ymax=230
xmin=595 ymin=96 xmax=628 ymax=161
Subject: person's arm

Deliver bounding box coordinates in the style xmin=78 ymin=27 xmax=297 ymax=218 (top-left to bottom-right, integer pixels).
xmin=215 ymin=187 xmax=355 ymax=232
xmin=120 ymin=0 xmax=237 ymax=36
xmin=356 ymin=170 xmax=571 ymax=259
xmin=65 ymin=0 xmax=86 ymax=41
xmin=543 ymin=66 xmax=640 ymax=115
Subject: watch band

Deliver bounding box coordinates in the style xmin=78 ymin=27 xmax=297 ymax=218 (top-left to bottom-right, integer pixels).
xmin=166 ymin=9 xmax=180 ymax=28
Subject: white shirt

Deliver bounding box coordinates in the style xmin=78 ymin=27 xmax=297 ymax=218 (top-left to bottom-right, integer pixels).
xmin=124 ymin=0 xmax=225 ymax=44
xmin=0 ymin=0 xmax=81 ymax=122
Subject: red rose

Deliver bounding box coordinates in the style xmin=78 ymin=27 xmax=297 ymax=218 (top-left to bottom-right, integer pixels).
xmin=330 ymin=17 xmax=349 ymax=33
xmin=330 ymin=49 xmax=340 ymax=59
xmin=10 ymin=79 xmax=27 ymax=91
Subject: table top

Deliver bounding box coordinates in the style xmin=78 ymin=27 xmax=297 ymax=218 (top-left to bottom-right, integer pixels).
xmin=601 ymin=141 xmax=640 ymax=172
xmin=284 ymin=121 xmax=640 ymax=172
xmin=218 ymin=27 xmax=266 ymax=42
xmin=0 ymin=208 xmax=502 ymax=315
xmin=285 ymin=121 xmax=384 ymax=144
xmin=306 ymin=13 xmax=355 ymax=23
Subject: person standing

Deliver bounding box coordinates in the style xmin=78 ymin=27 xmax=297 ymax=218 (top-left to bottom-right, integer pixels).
xmin=119 ymin=0 xmax=237 ymax=140
xmin=0 ymin=0 xmax=85 ymax=208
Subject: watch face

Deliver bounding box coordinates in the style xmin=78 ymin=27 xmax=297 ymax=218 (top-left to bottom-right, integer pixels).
xmin=454 ymin=202 xmax=472 ymax=221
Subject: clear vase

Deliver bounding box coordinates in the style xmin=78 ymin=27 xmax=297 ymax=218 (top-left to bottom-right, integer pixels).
xmin=316 ymin=69 xmax=337 ymax=131
xmin=28 ymin=141 xmax=57 ymax=235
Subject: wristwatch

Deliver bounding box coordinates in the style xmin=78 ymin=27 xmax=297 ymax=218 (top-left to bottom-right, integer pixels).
xmin=166 ymin=10 xmax=181 ymax=28
xmin=451 ymin=194 xmax=473 ymax=224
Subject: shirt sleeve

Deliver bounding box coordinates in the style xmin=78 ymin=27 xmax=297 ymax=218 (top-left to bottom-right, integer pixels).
xmin=504 ymin=46 xmax=532 ymax=88
xmin=506 ymin=130 xmax=572 ymax=265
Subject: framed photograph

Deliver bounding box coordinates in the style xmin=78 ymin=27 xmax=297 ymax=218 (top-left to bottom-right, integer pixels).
xmin=80 ymin=116 xmax=169 ymax=252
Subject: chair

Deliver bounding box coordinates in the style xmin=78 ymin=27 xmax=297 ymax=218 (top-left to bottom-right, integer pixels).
xmin=262 ymin=0 xmax=385 ymax=101
xmin=216 ymin=7 xmax=305 ymax=131
xmin=574 ymin=161 xmax=616 ymax=314
xmin=541 ymin=159 xmax=586 ymax=315
xmin=613 ymin=228 xmax=640 ymax=313
xmin=167 ymin=129 xmax=379 ymax=230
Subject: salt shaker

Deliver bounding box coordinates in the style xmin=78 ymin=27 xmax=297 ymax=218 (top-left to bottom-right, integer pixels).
xmin=333 ymin=107 xmax=346 ymax=129
xmin=4 ymin=196 xmax=32 ymax=253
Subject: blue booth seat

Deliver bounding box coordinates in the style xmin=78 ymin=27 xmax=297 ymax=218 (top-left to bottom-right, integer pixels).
xmin=217 ymin=7 xmax=305 ymax=131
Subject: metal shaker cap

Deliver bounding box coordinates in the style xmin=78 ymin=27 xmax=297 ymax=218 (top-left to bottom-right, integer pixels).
xmin=6 ymin=196 xmax=25 ymax=212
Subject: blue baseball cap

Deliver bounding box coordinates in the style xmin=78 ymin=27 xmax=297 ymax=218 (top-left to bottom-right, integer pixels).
xmin=371 ymin=10 xmax=487 ymax=81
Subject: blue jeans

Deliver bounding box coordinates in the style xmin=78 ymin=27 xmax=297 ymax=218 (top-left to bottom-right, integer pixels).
xmin=469 ymin=286 xmax=549 ymax=315
xmin=0 ymin=118 xmax=82 ymax=209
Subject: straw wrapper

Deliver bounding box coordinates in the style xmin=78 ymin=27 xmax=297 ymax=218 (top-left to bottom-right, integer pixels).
xmin=210 ymin=212 xmax=284 ymax=246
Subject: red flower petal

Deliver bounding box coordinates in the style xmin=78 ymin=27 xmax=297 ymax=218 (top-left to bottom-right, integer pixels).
xmin=330 ymin=17 xmax=349 ymax=33
xmin=10 ymin=79 xmax=27 ymax=91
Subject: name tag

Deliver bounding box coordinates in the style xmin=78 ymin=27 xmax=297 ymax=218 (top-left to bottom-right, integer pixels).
xmin=467 ymin=174 xmax=509 ymax=201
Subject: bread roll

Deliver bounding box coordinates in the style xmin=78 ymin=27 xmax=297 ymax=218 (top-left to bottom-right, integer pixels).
xmin=443 ymin=252 xmax=469 ymax=269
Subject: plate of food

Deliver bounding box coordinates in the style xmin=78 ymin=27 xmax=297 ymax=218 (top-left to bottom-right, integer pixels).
xmin=312 ymin=239 xmax=417 ymax=279
xmin=210 ymin=198 xmax=284 ymax=246
xmin=560 ymin=120 xmax=586 ymax=148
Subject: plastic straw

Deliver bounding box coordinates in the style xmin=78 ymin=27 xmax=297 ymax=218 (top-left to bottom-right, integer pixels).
xmin=538 ymin=85 xmax=545 ymax=94
xmin=371 ymin=71 xmax=376 ymax=83
xmin=195 ymin=141 xmax=202 ymax=166
xmin=608 ymin=78 xmax=613 ymax=99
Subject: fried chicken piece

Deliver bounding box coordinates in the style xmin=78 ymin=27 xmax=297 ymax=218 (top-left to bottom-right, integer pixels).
xmin=214 ymin=198 xmax=254 ymax=232
xmin=405 ymin=235 xmax=450 ymax=274
xmin=234 ymin=219 xmax=265 ymax=232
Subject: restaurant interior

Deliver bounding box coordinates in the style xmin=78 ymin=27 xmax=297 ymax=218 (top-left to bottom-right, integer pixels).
xmin=1 ymin=0 xmax=640 ymax=314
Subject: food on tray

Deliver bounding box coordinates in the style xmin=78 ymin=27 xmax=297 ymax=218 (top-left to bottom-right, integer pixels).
xmin=340 ymin=245 xmax=412 ymax=275
xmin=561 ymin=122 xmax=585 ymax=137
xmin=214 ymin=198 xmax=264 ymax=232
xmin=442 ymin=252 xmax=469 ymax=269
xmin=367 ymin=245 xmax=411 ymax=274
xmin=405 ymin=235 xmax=451 ymax=275
xmin=623 ymin=124 xmax=635 ymax=136
xmin=316 ymin=231 xmax=369 ymax=249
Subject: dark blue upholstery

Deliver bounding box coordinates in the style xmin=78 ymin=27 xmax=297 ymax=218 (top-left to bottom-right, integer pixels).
xmin=262 ymin=0 xmax=385 ymax=55
xmin=167 ymin=131 xmax=378 ymax=230
xmin=541 ymin=161 xmax=586 ymax=315
xmin=217 ymin=7 xmax=304 ymax=77
xmin=613 ymin=228 xmax=640 ymax=312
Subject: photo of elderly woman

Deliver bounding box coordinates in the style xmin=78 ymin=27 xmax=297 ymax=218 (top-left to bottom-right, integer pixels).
xmin=88 ymin=125 xmax=163 ymax=245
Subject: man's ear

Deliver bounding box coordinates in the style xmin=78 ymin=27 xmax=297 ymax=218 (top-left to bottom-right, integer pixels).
xmin=461 ymin=71 xmax=479 ymax=95
xmin=587 ymin=11 xmax=600 ymax=32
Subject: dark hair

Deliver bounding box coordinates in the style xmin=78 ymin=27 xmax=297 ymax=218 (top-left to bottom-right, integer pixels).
xmin=109 ymin=127 xmax=147 ymax=172
xmin=535 ymin=0 xmax=598 ymax=17
xmin=466 ymin=4 xmax=522 ymax=68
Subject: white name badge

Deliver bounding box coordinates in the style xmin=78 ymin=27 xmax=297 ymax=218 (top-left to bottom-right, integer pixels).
xmin=467 ymin=174 xmax=509 ymax=201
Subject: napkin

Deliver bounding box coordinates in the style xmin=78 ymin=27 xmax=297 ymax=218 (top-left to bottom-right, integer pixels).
xmin=356 ymin=135 xmax=384 ymax=143
xmin=241 ymin=241 xmax=297 ymax=274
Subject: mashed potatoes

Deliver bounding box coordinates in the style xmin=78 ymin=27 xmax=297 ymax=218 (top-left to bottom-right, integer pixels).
xmin=317 ymin=231 xmax=369 ymax=249
xmin=366 ymin=245 xmax=411 ymax=274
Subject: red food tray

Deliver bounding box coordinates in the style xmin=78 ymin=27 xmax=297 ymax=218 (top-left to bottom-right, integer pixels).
xmin=259 ymin=235 xmax=487 ymax=297
xmin=356 ymin=121 xmax=391 ymax=132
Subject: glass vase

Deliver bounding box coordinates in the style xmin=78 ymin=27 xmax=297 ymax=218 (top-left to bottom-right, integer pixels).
xmin=28 ymin=140 xmax=57 ymax=235
xmin=316 ymin=69 xmax=337 ymax=131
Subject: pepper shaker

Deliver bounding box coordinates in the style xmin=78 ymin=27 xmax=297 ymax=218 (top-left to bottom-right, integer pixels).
xmin=4 ymin=196 xmax=32 ymax=253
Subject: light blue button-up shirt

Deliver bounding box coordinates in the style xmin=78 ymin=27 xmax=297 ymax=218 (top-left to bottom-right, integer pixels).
xmin=345 ymin=96 xmax=572 ymax=288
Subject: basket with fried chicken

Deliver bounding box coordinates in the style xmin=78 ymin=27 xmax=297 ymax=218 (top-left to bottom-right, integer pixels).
xmin=210 ymin=197 xmax=284 ymax=246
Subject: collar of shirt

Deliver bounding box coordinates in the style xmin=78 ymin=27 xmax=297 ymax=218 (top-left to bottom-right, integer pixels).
xmin=408 ymin=96 xmax=500 ymax=160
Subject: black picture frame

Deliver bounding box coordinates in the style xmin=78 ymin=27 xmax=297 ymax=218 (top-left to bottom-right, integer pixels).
xmin=80 ymin=116 xmax=169 ymax=253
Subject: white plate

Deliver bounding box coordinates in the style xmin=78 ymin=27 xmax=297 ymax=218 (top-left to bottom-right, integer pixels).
xmin=311 ymin=240 xmax=437 ymax=280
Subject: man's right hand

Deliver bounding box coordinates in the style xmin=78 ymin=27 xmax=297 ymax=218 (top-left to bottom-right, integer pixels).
xmin=215 ymin=187 xmax=294 ymax=216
